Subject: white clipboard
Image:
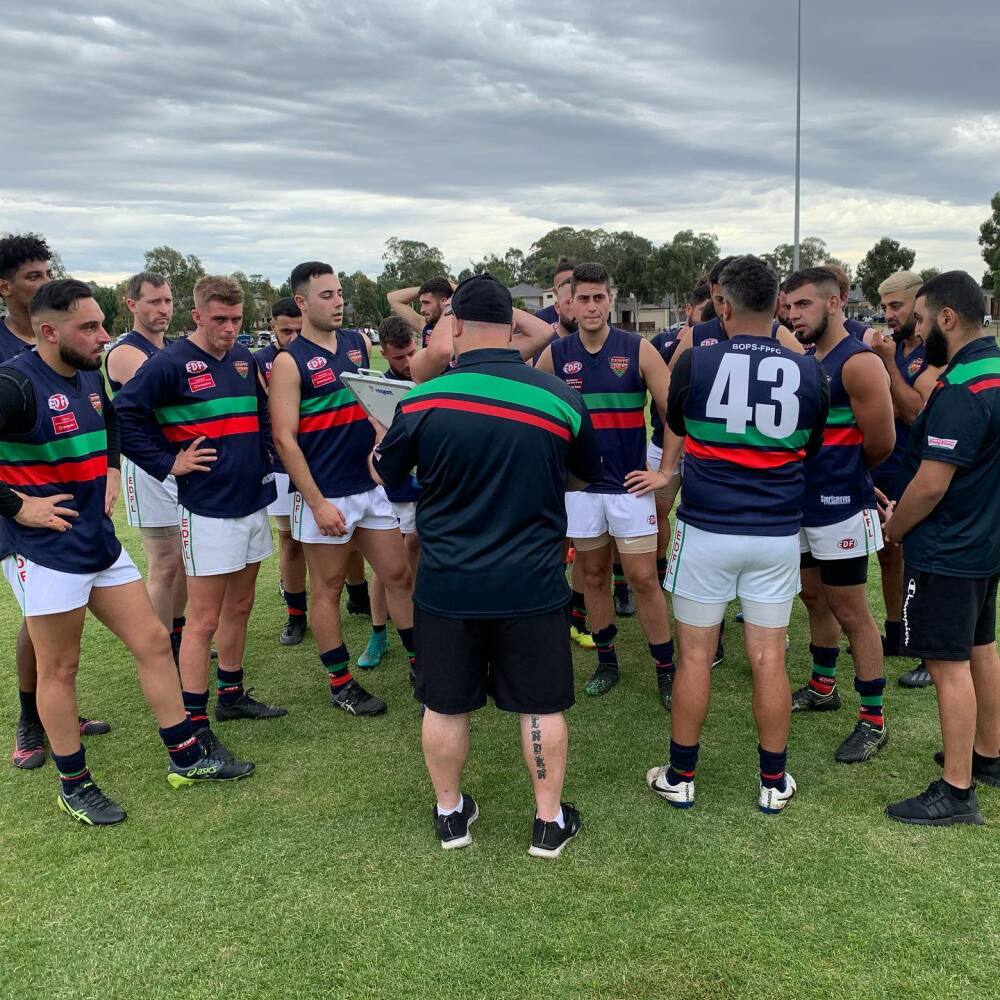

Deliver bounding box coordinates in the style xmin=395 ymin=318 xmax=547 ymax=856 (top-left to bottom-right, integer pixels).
xmin=341 ymin=369 xmax=414 ymax=428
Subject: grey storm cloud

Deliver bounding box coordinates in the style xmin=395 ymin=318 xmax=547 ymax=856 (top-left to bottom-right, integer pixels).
xmin=3 ymin=0 xmax=998 ymax=281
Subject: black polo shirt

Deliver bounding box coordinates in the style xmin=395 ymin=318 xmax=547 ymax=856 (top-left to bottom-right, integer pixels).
xmin=373 ymin=347 xmax=602 ymax=618
xmin=899 ymin=336 xmax=1000 ymax=578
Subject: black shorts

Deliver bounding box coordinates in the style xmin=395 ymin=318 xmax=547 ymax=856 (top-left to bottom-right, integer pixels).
xmin=413 ymin=606 xmax=574 ymax=715
xmin=800 ymin=551 xmax=869 ymax=587
xmin=872 ymin=473 xmax=900 ymax=503
xmin=901 ymin=567 xmax=999 ymax=661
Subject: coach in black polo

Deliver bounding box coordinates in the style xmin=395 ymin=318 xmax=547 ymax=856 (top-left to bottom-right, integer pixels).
xmin=370 ymin=273 xmax=602 ymax=858
xmin=883 ymin=271 xmax=1000 ymax=826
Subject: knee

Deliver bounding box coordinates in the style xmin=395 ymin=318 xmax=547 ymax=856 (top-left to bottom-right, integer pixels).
xmin=626 ymin=565 xmax=659 ymax=594
xmin=185 ymin=609 xmax=221 ymax=638
xmin=383 ymin=564 xmax=413 ymax=594
xmin=581 ymin=560 xmax=608 ymax=591
xmin=40 ymin=655 xmax=79 ymax=686
xmin=135 ymin=623 xmax=173 ymax=661
xmin=226 ymin=590 xmax=256 ymax=619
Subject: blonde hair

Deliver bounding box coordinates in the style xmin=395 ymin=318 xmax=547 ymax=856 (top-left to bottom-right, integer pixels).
xmin=193 ymin=275 xmax=243 ymax=310
xmin=878 ymin=270 xmax=922 ymax=296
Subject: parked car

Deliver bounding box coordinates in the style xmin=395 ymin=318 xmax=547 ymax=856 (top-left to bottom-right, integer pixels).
xmin=237 ymin=333 xmax=253 ymax=348
xmin=985 ymin=315 xmax=992 ymax=327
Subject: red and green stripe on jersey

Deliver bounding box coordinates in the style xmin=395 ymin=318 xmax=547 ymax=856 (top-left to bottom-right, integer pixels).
xmin=943 ymin=355 xmax=1000 ymax=395
xmin=402 ymin=372 xmax=582 ymax=441
xmin=0 ymin=428 xmax=107 ymax=486
xmin=298 ymin=386 xmax=366 ymax=434
xmin=154 ymin=394 xmax=259 ymax=443
xmin=821 ymin=405 xmax=862 ymax=446
xmin=684 ymin=417 xmax=810 ymax=469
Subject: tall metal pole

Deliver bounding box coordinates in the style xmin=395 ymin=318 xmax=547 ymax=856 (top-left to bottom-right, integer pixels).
xmin=792 ymin=0 xmax=802 ymax=271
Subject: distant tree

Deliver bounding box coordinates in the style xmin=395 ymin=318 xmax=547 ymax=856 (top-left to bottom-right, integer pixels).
xmin=919 ymin=267 xmax=941 ymax=284
xmin=614 ymin=248 xmax=654 ymax=301
xmin=643 ymin=229 xmax=721 ymax=303
xmin=979 ymin=191 xmax=1000 ymax=295
xmin=230 ymin=271 xmax=260 ymax=329
xmin=668 ymin=229 xmax=720 ymax=280
xmin=471 ymin=247 xmax=525 ymax=287
xmin=521 ymin=227 xmax=605 ymax=286
xmin=856 ymin=238 xmax=916 ymax=305
xmin=143 ymin=245 xmax=206 ymax=335
xmin=50 ymin=251 xmax=70 ymax=278
xmin=380 ymin=238 xmax=450 ymax=287
xmin=342 ymin=271 xmax=385 ymax=327
xmin=456 ymin=267 xmax=474 ymax=283
xmin=597 ymin=231 xmax=654 ymax=288
xmin=764 ymin=236 xmax=828 ymax=280
xmin=89 ymin=283 xmax=120 ymax=333
xmin=823 ymin=256 xmax=853 ymax=284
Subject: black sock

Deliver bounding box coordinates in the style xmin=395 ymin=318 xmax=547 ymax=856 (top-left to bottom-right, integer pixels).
xmin=945 ymin=780 xmax=971 ymax=801
xmin=974 ymin=749 xmax=1000 ymax=765
xmin=216 ymin=666 xmax=245 ymax=707
xmin=52 ymin=745 xmax=89 ymax=794
xmin=159 ymin=719 xmax=200 ymax=768
xmin=182 ymin=689 xmax=210 ymax=730
xmin=656 ymin=556 xmax=667 ymax=579
xmin=593 ymin=625 xmax=619 ymax=672
xmin=667 ymin=739 xmax=698 ymax=785
xmin=649 ymin=640 xmax=675 ymax=677
xmin=570 ymin=590 xmax=589 ymax=631
xmin=285 ymin=589 xmax=307 ymax=619
xmin=372 ymin=623 xmax=387 ymax=635
xmin=884 ymin=619 xmax=902 ymax=647
xmin=398 ymin=626 xmax=416 ymax=673
xmin=346 ymin=579 xmax=369 ymax=602
xmin=612 ymin=563 xmax=627 ymax=595
xmin=759 ymin=744 xmax=788 ymax=790
xmin=18 ymin=689 xmax=40 ymax=726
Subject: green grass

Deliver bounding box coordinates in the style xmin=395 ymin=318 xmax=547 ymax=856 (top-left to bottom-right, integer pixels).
xmin=2 ymin=349 xmax=999 ymax=998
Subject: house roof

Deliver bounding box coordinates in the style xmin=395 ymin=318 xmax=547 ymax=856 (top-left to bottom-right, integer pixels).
xmin=508 ymin=283 xmax=547 ymax=297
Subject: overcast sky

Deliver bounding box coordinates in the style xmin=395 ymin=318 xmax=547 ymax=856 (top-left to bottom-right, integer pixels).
xmin=4 ymin=0 xmax=998 ymax=285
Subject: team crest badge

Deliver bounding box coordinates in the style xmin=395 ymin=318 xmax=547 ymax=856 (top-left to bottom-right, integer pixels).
xmin=347 ymin=349 xmax=363 ymax=366
xmin=47 ymin=393 xmax=69 ymax=412
xmin=609 ymin=356 xmax=629 ymax=377
xmin=185 ymin=360 xmax=207 ymax=374
xmin=89 ymin=392 xmax=103 ymax=413
xmin=234 ymin=361 xmax=249 ymax=379
xmin=563 ymin=361 xmax=583 ymax=375
xmin=907 ymin=357 xmax=924 ymax=377
xmin=307 ymin=356 xmax=326 ymax=371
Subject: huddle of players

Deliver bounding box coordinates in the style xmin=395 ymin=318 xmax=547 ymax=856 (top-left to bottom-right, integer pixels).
xmin=2 ymin=229 xmax=997 ymax=834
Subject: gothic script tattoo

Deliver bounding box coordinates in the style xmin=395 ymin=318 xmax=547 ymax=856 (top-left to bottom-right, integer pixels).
xmin=529 ymin=715 xmax=546 ymax=780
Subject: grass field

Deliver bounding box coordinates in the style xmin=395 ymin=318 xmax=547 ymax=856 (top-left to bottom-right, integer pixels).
xmin=2 ymin=350 xmax=999 ymax=999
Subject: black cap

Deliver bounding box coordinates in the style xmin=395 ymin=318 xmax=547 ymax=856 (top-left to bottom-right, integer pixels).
xmin=450 ymin=272 xmax=513 ymax=325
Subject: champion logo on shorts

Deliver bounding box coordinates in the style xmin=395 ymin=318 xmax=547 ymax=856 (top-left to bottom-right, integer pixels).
xmin=838 ymin=538 xmax=856 ymax=550
xmin=563 ymin=361 xmax=583 ymax=375
xmin=47 ymin=393 xmax=69 ymax=412
xmin=609 ymin=356 xmax=629 ymax=377
xmin=185 ymin=360 xmax=208 ymax=374
xmin=927 ymin=435 xmax=957 ymax=450
xmin=89 ymin=392 xmax=103 ymax=413
xmin=311 ymin=368 xmax=336 ymax=388
xmin=347 ymin=349 xmax=363 ymax=366
xmin=907 ymin=357 xmax=925 ymax=377
xmin=234 ymin=361 xmax=249 ymax=378
xmin=51 ymin=412 xmax=79 ymax=435
xmin=188 ymin=373 xmax=216 ymax=393
xmin=307 ymin=356 xmax=327 ymax=371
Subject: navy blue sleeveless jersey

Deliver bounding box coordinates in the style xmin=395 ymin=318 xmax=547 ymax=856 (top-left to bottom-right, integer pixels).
xmin=287 ymin=329 xmax=374 ymax=498
xmin=875 ymin=338 xmax=928 ymax=480
xmin=0 ymin=351 xmax=121 ymax=572
xmin=801 ymin=336 xmax=876 ymax=526
xmin=105 ymin=331 xmax=160 ymax=394
xmin=421 ymin=323 xmax=434 ymax=349
xmin=692 ymin=316 xmax=727 ymax=347
xmin=844 ymin=318 xmax=868 ymax=341
xmin=670 ymin=336 xmax=827 ymax=536
xmin=252 ymin=343 xmax=286 ymax=475
xmin=0 ymin=318 xmax=33 ymax=363
xmin=115 ymin=338 xmax=275 ymax=518
xmin=648 ymin=329 xmax=680 ymax=448
xmin=551 ymin=327 xmax=646 ymax=493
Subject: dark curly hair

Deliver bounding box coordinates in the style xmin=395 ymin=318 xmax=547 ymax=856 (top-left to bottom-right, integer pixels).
xmin=0 ymin=232 xmax=51 ymax=281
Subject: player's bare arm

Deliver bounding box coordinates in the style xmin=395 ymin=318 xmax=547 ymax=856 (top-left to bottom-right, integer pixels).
xmin=842 ymin=351 xmax=895 ymax=468
xmin=386 ymin=286 xmax=424 ymax=334
xmin=105 ymin=343 xmax=148 ymax=388
xmin=638 ymin=337 xmax=670 ymax=425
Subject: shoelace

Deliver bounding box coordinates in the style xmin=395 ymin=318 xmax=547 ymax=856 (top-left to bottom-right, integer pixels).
xmin=75 ymin=782 xmax=114 ymax=809
xmin=17 ymin=722 xmax=44 ymax=751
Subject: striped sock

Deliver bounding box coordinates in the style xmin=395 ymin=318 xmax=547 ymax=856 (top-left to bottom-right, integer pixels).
xmin=398 ymin=627 xmax=416 ymax=674
xmin=321 ymin=645 xmax=352 ymax=690
xmin=159 ymin=718 xmax=200 ymax=768
xmin=593 ymin=625 xmax=619 ymax=671
xmin=285 ymin=589 xmax=307 ymax=620
xmin=570 ymin=590 xmax=589 ymax=631
xmin=182 ymin=689 xmax=210 ymax=731
xmin=612 ymin=563 xmax=627 ymax=595
xmin=759 ymin=744 xmax=788 ymax=791
xmin=667 ymin=739 xmax=698 ymax=785
xmin=808 ymin=643 xmax=839 ymax=696
xmin=656 ymin=556 xmax=667 ymax=581
xmin=216 ymin=666 xmax=244 ymax=707
xmin=52 ymin=745 xmax=90 ymax=794
xmin=855 ymin=676 xmax=885 ymax=728
xmin=649 ymin=639 xmax=675 ymax=678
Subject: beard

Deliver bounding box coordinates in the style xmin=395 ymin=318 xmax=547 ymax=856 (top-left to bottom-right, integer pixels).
xmin=924 ymin=322 xmax=949 ymax=367
xmin=795 ymin=312 xmax=828 ymax=346
xmin=558 ymin=314 xmax=579 ymax=334
xmin=891 ymin=315 xmax=916 ymax=343
xmin=59 ymin=343 xmax=101 ymax=371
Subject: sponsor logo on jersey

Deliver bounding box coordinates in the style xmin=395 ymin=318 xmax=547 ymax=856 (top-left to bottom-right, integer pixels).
xmin=51 ymin=413 xmax=79 ymax=435
xmin=701 ymin=337 xmax=719 ymax=346
xmin=609 ymin=356 xmax=629 ymax=377
xmin=89 ymin=392 xmax=103 ymax=413
xmin=820 ymin=494 xmax=851 ymax=505
xmin=188 ymin=374 xmax=216 ymax=393
xmin=234 ymin=360 xmax=249 ymax=378
xmin=185 ymin=360 xmax=208 ymax=374
xmin=565 ymin=378 xmax=584 ymax=391
xmin=311 ymin=368 xmax=336 ymax=388
xmin=264 ymin=362 xmax=273 ymax=384
xmin=838 ymin=538 xmax=856 ymax=550
xmin=927 ymin=435 xmax=957 ymax=450
xmin=47 ymin=393 xmax=69 ymax=412
xmin=347 ymin=349 xmax=363 ymax=366
xmin=563 ymin=361 xmax=583 ymax=375
xmin=907 ymin=357 xmax=925 ymax=377
xmin=307 ymin=356 xmax=327 ymax=371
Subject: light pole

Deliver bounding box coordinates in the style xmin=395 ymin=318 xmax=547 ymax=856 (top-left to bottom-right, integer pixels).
xmin=792 ymin=0 xmax=802 ymax=271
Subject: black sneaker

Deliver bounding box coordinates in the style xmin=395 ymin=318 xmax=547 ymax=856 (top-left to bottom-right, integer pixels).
xmin=934 ymin=750 xmax=1000 ymax=788
xmin=657 ymin=670 xmax=674 ymax=709
xmin=195 ymin=727 xmax=236 ymax=763
xmin=529 ymin=802 xmax=581 ymax=858
xmin=279 ymin=616 xmax=306 ymax=646
xmin=791 ymin=683 xmax=841 ymax=713
xmin=346 ymin=594 xmax=372 ymax=617
xmin=835 ymin=719 xmax=889 ymax=763
xmin=215 ymin=688 xmax=288 ymax=722
xmin=886 ymin=779 xmax=983 ymax=826
xmin=584 ymin=664 xmax=620 ymax=697
xmin=57 ymin=780 xmax=127 ymax=826
xmin=433 ymin=793 xmax=479 ymax=849
xmin=712 ymin=640 xmax=724 ymax=670
xmin=79 ymin=716 xmax=111 ymax=736
xmin=167 ymin=752 xmax=255 ymax=788
xmin=899 ymin=663 xmax=932 ymax=688
xmin=329 ymin=679 xmax=387 ymax=717
xmin=614 ymin=588 xmax=635 ymax=617
xmin=735 ymin=610 xmax=745 ymax=624
xmin=12 ymin=718 xmax=46 ymax=769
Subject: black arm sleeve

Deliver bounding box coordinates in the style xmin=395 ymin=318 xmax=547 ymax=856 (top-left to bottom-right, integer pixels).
xmin=666 ymin=349 xmax=693 ymax=437
xmin=0 ymin=369 xmax=36 ymax=518
xmin=102 ymin=382 xmax=121 ymax=470
xmin=804 ymin=363 xmax=830 ymax=460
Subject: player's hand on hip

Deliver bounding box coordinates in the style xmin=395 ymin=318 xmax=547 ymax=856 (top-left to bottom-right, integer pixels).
xmin=104 ymin=468 xmax=121 ymax=515
xmin=624 ymin=469 xmax=667 ymax=496
xmin=311 ymin=499 xmax=348 ymax=536
xmin=13 ymin=492 xmax=78 ymax=532
xmin=171 ymin=436 xmax=217 ymax=475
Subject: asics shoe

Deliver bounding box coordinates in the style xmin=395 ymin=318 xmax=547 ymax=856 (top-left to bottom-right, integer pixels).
xmin=215 ymin=688 xmax=288 ymax=722
xmin=57 ymin=780 xmax=126 ymax=826
xmin=791 ymin=683 xmax=842 ymax=713
xmin=167 ymin=752 xmax=255 ymax=788
xmin=835 ymin=720 xmax=889 ymax=763
xmin=329 ymin=679 xmax=387 ymax=717
xmin=279 ymin=616 xmax=307 ymax=647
